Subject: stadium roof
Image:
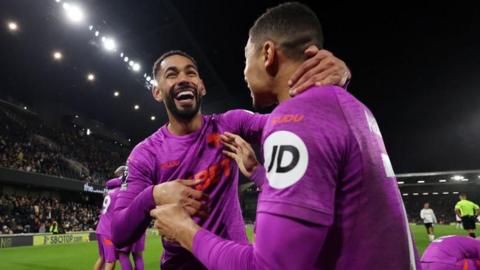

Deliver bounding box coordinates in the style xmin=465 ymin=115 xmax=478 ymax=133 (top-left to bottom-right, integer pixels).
xmin=1 ymin=0 xmax=479 ymax=173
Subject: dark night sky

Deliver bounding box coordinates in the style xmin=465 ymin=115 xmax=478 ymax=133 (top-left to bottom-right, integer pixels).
xmin=1 ymin=0 xmax=479 ymax=173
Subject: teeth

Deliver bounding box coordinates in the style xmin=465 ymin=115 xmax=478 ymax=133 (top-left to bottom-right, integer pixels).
xmin=176 ymin=91 xmax=194 ymax=98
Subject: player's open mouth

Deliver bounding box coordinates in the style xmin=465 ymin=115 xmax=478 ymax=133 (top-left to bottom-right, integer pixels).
xmin=174 ymin=89 xmax=195 ymax=106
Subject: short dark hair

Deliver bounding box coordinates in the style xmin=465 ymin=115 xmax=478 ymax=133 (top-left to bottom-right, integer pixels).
xmin=152 ymin=50 xmax=198 ymax=80
xmin=249 ymin=2 xmax=324 ymax=60
xmin=460 ymin=193 xmax=467 ymax=198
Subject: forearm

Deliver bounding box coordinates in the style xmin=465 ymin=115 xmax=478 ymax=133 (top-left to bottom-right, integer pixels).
xmin=249 ymin=165 xmax=266 ymax=188
xmin=192 ymin=211 xmax=328 ymax=270
xmin=112 ymin=185 xmax=155 ymax=247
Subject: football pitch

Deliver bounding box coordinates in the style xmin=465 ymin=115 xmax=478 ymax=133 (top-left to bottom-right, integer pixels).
xmin=0 ymin=224 xmax=477 ymax=269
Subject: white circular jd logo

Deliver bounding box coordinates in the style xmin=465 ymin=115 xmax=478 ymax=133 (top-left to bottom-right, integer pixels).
xmin=263 ymin=131 xmax=308 ymax=189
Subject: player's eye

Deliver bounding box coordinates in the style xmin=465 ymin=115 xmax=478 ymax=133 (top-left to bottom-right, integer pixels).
xmin=166 ymin=72 xmax=177 ymax=78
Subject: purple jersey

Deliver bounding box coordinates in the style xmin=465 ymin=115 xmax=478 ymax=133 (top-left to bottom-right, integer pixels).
xmin=422 ymin=235 xmax=480 ymax=267
xmin=96 ymin=186 xmax=121 ymax=239
xmin=192 ymin=86 xmax=421 ymax=269
xmin=112 ymin=110 xmax=267 ymax=269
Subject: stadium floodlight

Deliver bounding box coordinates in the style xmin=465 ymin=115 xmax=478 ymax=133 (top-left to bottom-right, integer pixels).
xmin=438 ymin=179 xmax=447 ymax=183
xmin=146 ymin=76 xmax=151 ymax=81
xmin=63 ymin=3 xmax=85 ymax=24
xmin=422 ymin=192 xmax=428 ymax=195
xmin=94 ymin=31 xmax=99 ymax=37
xmin=124 ymin=56 xmax=129 ymax=62
xmin=451 ymin=175 xmax=464 ymax=181
xmin=128 ymin=139 xmax=131 ymax=142
xmin=113 ymin=91 xmax=119 ymax=97
xmin=417 ymin=180 xmax=425 ymax=183
xmin=102 ymin=37 xmax=117 ymax=52
xmin=7 ymin=21 xmax=18 ymax=32
xmin=87 ymin=73 xmax=95 ymax=81
xmin=129 ymin=60 xmax=134 ymax=67
xmin=150 ymin=79 xmax=157 ymax=86
xmin=86 ymin=128 xmax=91 ymax=136
xmin=53 ymin=51 xmax=63 ymax=60
xmin=413 ymin=193 xmax=419 ymax=196
xmin=55 ymin=0 xmax=61 ymax=3
xmin=134 ymin=104 xmax=140 ymax=110
xmin=88 ymin=25 xmax=93 ymax=31
xmin=150 ymin=116 xmax=156 ymax=121
xmin=23 ymin=106 xmax=27 ymax=110
xmin=132 ymin=63 xmax=141 ymax=72
xmin=432 ymin=192 xmax=439 ymax=195
xmin=453 ymin=192 xmax=459 ymax=194
xmin=120 ymin=52 xmax=124 ymax=58
xmin=402 ymin=193 xmax=408 ymax=196
xmin=75 ymin=115 xmax=79 ymax=118
xmin=397 ymin=181 xmax=404 ymax=184
xmin=442 ymin=192 xmax=449 ymax=195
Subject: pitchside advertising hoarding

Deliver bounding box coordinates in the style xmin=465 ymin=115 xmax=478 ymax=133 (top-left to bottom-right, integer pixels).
xmin=0 ymin=232 xmax=94 ymax=248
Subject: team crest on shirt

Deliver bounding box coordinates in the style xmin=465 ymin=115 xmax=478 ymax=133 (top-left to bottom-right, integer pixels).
xmin=263 ymin=131 xmax=308 ymax=189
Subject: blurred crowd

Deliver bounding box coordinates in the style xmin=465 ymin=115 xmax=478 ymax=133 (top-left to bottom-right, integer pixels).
xmin=0 ymin=194 xmax=98 ymax=234
xmin=0 ymin=105 xmax=129 ymax=184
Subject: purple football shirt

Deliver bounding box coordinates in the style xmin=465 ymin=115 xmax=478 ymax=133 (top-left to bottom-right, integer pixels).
xmin=421 ymin=235 xmax=480 ymax=268
xmin=96 ymin=186 xmax=121 ymax=239
xmin=112 ymin=110 xmax=267 ymax=269
xmin=192 ymin=86 xmax=421 ymax=269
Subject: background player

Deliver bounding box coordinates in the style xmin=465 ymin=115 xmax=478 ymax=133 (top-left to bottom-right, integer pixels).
xmin=149 ymin=2 xmax=420 ymax=269
xmin=421 ymin=202 xmax=437 ymax=241
xmin=93 ymin=166 xmax=127 ymax=270
xmin=421 ymin=235 xmax=480 ymax=270
xmin=455 ymin=193 xmax=480 ymax=238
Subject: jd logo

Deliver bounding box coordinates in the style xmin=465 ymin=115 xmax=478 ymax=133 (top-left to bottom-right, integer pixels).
xmin=263 ymin=131 xmax=308 ymax=189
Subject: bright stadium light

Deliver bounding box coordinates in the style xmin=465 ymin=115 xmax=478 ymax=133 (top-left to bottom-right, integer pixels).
xmin=53 ymin=51 xmax=63 ymax=60
xmin=402 ymin=193 xmax=408 ymax=196
xmin=129 ymin=60 xmax=134 ymax=67
xmin=413 ymin=193 xmax=419 ymax=196
xmin=124 ymin=56 xmax=129 ymax=62
xmin=417 ymin=180 xmax=425 ymax=183
xmin=7 ymin=21 xmax=18 ymax=32
xmin=55 ymin=0 xmax=61 ymax=3
xmin=453 ymin=191 xmax=459 ymax=194
xmin=86 ymin=128 xmax=91 ymax=135
xmin=132 ymin=62 xmax=141 ymax=72
xmin=102 ymin=37 xmax=117 ymax=52
xmin=87 ymin=73 xmax=95 ymax=81
xmin=422 ymin=192 xmax=428 ymax=195
xmin=451 ymin=175 xmax=464 ymax=181
xmin=397 ymin=181 xmax=404 ymax=184
xmin=94 ymin=31 xmax=99 ymax=37
xmin=134 ymin=104 xmax=140 ymax=110
xmin=120 ymin=52 xmax=124 ymax=57
xmin=442 ymin=192 xmax=449 ymax=195
xmin=23 ymin=106 xmax=28 ymax=110
xmin=63 ymin=3 xmax=85 ymax=24
xmin=438 ymin=179 xmax=446 ymax=183
xmin=146 ymin=76 xmax=151 ymax=81
xmin=88 ymin=25 xmax=93 ymax=31
xmin=150 ymin=115 xmax=156 ymax=121
xmin=432 ymin=192 xmax=439 ymax=195
xmin=113 ymin=91 xmax=119 ymax=97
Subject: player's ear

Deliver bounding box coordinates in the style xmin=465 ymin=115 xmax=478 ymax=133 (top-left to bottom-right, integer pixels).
xmin=199 ymin=79 xmax=206 ymax=96
xmin=152 ymin=84 xmax=164 ymax=102
xmin=263 ymin=41 xmax=278 ymax=76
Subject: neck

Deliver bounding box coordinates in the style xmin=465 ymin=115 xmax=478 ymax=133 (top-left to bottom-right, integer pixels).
xmin=167 ymin=112 xmax=203 ymax=136
xmin=271 ymin=60 xmax=302 ymax=104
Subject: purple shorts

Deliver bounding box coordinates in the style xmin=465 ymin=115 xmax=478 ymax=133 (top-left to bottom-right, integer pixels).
xmin=117 ymin=233 xmax=146 ymax=253
xmin=97 ymin=234 xmax=117 ymax=263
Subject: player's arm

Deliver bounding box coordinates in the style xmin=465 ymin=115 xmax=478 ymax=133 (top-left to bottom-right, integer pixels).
xmin=475 ymin=203 xmax=480 ymax=216
xmin=105 ymin=178 xmax=121 ymax=189
xmin=420 ymin=210 xmax=425 ymax=220
xmin=150 ymin=204 xmax=328 ymax=270
xmin=112 ymin=145 xmax=156 ymax=247
xmin=455 ymin=204 xmax=462 ymax=218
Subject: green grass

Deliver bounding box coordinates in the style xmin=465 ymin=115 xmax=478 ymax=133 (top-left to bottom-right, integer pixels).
xmin=0 ymin=224 xmax=476 ymax=269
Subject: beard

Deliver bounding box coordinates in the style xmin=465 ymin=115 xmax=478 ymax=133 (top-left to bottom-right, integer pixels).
xmin=164 ymin=82 xmax=203 ymax=121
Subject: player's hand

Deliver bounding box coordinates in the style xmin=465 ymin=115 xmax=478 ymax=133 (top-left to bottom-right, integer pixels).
xmin=288 ymin=46 xmax=351 ymax=96
xmin=150 ymin=204 xmax=200 ymax=252
xmin=221 ymin=132 xmax=259 ymax=178
xmin=153 ymin=180 xmax=209 ymax=216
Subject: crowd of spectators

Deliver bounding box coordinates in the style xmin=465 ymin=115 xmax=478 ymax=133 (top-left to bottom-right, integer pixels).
xmin=0 ymin=194 xmax=98 ymax=234
xmin=0 ymin=105 xmax=130 ymax=184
